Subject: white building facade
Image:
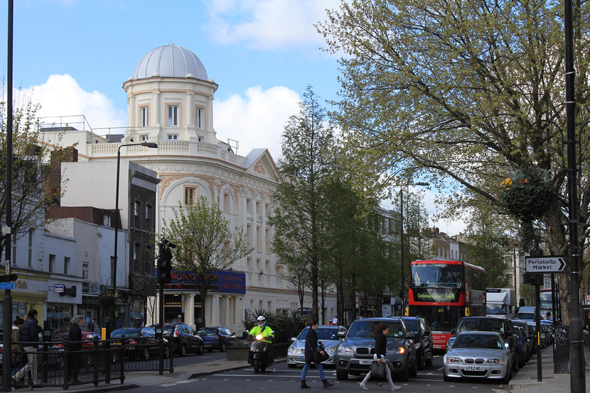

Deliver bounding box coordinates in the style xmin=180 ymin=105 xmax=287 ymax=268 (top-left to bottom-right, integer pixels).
xmin=41 ymin=44 xmax=336 ymax=333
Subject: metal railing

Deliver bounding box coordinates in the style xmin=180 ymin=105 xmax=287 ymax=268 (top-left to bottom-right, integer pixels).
xmin=7 ymin=337 xmax=173 ymax=390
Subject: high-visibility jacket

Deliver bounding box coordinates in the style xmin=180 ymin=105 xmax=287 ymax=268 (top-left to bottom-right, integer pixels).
xmin=249 ymin=325 xmax=274 ymax=343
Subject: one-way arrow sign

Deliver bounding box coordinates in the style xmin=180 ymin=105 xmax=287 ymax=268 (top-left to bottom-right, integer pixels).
xmin=525 ymin=256 xmax=567 ymax=273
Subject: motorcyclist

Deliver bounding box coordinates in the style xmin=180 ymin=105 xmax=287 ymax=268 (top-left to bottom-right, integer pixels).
xmin=249 ymin=315 xmax=275 ymax=372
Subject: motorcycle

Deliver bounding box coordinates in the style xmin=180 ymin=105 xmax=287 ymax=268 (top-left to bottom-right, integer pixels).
xmin=248 ymin=333 xmax=272 ymax=373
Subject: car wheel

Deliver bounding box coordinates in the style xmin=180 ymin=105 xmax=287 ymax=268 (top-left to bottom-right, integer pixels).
xmin=425 ymin=353 xmax=433 ymax=367
xmin=179 ymin=344 xmax=187 ymax=357
xmin=221 ymin=341 xmax=226 ymax=352
xmin=287 ymin=363 xmax=297 ymax=368
xmin=417 ymin=353 xmax=425 ymax=370
xmin=196 ymin=343 xmax=203 ymax=356
xmin=336 ymin=371 xmax=348 ymax=380
xmin=400 ymin=360 xmax=410 ymax=382
xmin=502 ymin=363 xmax=512 ymax=384
xmin=443 ymin=373 xmax=452 ymax=382
xmin=512 ymin=353 xmax=517 ymax=372
xmin=409 ymin=356 xmax=418 ymax=377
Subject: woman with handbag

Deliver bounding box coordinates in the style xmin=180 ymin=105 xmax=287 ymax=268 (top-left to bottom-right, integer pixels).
xmin=300 ymin=319 xmax=334 ymax=389
xmin=359 ymin=323 xmax=401 ymax=391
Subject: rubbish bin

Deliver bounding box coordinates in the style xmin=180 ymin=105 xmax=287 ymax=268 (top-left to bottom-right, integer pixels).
xmin=553 ymin=325 xmax=569 ymax=374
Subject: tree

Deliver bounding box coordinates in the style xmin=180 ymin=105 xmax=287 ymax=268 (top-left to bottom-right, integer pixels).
xmin=317 ymin=0 xmax=590 ymax=324
xmin=269 ymin=86 xmax=335 ymax=320
xmin=0 ymin=91 xmax=60 ymax=259
xmin=160 ymin=197 xmax=252 ymax=326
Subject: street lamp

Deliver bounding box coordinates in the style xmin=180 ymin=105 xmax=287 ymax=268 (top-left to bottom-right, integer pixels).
xmin=112 ymin=142 xmax=158 ymax=298
xmin=399 ymin=182 xmax=429 ymax=314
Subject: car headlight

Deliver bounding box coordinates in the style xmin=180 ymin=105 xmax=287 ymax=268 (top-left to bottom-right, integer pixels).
xmin=445 ymin=356 xmax=462 ymax=364
xmin=288 ymin=346 xmax=296 ymax=354
xmin=338 ymin=345 xmax=353 ymax=354
xmin=486 ymin=359 xmax=504 ymax=364
xmin=327 ymin=347 xmax=336 ymax=355
xmin=396 ymin=347 xmax=406 ymax=354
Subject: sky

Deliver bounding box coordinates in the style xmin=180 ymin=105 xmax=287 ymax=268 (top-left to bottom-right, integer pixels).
xmin=0 ymin=0 xmax=466 ymax=235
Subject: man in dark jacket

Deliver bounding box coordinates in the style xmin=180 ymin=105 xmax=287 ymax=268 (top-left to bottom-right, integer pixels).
xmin=68 ymin=315 xmax=85 ymax=383
xmin=13 ymin=309 xmax=40 ymax=385
xmin=300 ymin=319 xmax=333 ymax=389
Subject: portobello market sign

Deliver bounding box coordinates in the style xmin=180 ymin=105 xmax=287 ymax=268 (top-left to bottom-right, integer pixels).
xmin=158 ymin=269 xmax=246 ymax=295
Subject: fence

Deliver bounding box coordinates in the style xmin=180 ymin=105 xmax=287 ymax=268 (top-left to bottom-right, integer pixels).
xmin=8 ymin=337 xmax=173 ymax=390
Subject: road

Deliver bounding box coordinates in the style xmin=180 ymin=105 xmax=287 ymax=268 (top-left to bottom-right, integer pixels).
xmin=171 ymin=350 xmax=227 ymax=368
xmin=125 ymin=354 xmax=517 ymax=393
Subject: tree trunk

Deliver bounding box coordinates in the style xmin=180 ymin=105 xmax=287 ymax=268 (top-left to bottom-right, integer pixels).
xmin=544 ymin=204 xmax=569 ymax=324
xmin=199 ymin=286 xmax=209 ymax=327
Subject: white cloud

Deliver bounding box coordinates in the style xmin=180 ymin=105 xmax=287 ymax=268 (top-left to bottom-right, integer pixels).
xmin=214 ymin=85 xmax=301 ymax=159
xmin=205 ymin=0 xmax=341 ymax=50
xmin=21 ymin=74 xmax=127 ymax=132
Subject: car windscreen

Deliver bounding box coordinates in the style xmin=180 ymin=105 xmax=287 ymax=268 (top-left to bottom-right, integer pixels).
xmin=457 ymin=319 xmax=506 ymax=335
xmin=486 ymin=304 xmax=505 ymax=315
xmin=411 ymin=263 xmax=463 ymax=288
xmin=402 ymin=319 xmax=419 ymax=334
xmin=347 ymin=321 xmax=404 ymax=338
xmin=163 ymin=327 xmax=174 ymax=335
xmin=517 ymin=313 xmax=535 ymax=320
xmin=111 ymin=330 xmax=139 ymax=338
xmin=453 ymin=334 xmax=503 ymax=349
xmin=197 ymin=328 xmax=218 ymax=336
xmin=298 ymin=328 xmax=339 ymax=340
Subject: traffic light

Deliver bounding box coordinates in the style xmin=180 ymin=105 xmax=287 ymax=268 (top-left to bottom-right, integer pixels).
xmin=158 ymin=241 xmax=173 ymax=285
xmin=0 ymin=274 xmax=18 ymax=282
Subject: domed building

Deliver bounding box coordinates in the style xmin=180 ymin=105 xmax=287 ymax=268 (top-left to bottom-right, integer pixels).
xmin=44 ymin=44 xmax=337 ymax=333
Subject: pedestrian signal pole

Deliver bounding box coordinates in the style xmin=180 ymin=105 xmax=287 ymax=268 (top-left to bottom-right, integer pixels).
xmin=157 ymin=239 xmax=175 ymax=375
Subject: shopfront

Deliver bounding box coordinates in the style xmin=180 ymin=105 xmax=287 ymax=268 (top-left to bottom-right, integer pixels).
xmin=0 ymin=273 xmax=48 ymax=328
xmin=45 ymin=278 xmax=83 ymax=337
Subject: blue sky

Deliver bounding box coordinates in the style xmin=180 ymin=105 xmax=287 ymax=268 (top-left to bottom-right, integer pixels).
xmin=0 ymin=0 xmax=466 ymax=235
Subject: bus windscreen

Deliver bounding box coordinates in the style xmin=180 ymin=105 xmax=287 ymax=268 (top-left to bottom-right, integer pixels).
xmin=411 ymin=263 xmax=464 ymax=289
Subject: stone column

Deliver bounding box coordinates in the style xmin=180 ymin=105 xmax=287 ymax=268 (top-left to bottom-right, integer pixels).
xmin=186 ymin=293 xmax=195 ymax=329
xmin=210 ymin=294 xmax=220 ymax=326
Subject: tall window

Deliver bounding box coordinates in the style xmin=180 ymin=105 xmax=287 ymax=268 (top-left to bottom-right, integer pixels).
xmin=224 ymin=193 xmax=230 ymax=212
xmin=256 ymin=226 xmax=262 ymax=250
xmin=64 ymin=257 xmax=70 ymax=275
xmin=27 ymin=229 xmax=33 ymax=268
xmin=167 ymin=105 xmax=179 ymax=126
xmin=247 ymin=224 xmax=252 ymax=248
xmin=134 ymin=243 xmax=140 ymax=266
xmin=146 ymin=205 xmax=152 ymax=230
xmin=196 ymin=107 xmax=203 ymax=128
xmin=49 ymin=254 xmax=55 ymax=273
xmin=83 ymin=262 xmax=89 ymax=280
xmin=140 ymin=106 xmax=149 ymax=127
xmin=184 ymin=186 xmax=197 ymax=205
xmin=134 ymin=201 xmax=141 ymax=229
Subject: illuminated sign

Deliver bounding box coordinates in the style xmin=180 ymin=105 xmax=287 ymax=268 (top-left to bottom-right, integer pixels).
xmin=412 ymin=289 xmax=460 ymax=303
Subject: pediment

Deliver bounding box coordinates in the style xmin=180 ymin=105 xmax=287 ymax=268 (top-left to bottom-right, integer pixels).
xmin=242 ymin=149 xmax=280 ymax=183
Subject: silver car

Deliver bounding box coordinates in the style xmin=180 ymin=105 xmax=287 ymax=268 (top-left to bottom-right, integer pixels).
xmin=443 ymin=331 xmax=512 ymax=383
xmin=287 ymin=325 xmax=347 ymax=368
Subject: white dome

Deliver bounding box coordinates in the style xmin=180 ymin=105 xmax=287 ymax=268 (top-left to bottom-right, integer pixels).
xmin=133 ymin=44 xmax=208 ymax=80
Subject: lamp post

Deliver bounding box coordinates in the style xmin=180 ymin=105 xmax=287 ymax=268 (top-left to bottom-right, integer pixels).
xmin=112 ymin=142 xmax=158 ymax=298
xmin=399 ymin=182 xmax=429 ymax=314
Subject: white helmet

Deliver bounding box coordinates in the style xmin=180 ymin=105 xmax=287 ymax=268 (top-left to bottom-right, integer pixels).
xmin=257 ymin=316 xmax=266 ymax=325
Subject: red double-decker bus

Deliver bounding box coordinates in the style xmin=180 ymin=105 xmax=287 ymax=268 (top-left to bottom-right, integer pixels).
xmin=408 ymin=260 xmax=486 ymax=350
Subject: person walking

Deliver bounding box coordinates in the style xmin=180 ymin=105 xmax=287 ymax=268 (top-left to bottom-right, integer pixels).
xmin=11 ymin=318 xmax=25 ymax=379
xmin=13 ymin=309 xmax=40 ymax=385
xmin=359 ymin=323 xmax=401 ymax=391
xmin=68 ymin=315 xmax=85 ymax=383
xmin=300 ymin=319 xmax=334 ymax=389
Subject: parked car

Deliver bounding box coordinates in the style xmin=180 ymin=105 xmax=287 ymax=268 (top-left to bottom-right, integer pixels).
xmin=401 ymin=316 xmax=433 ymax=370
xmin=541 ymin=321 xmax=554 ymax=345
xmin=443 ymin=331 xmax=512 ymax=383
xmin=451 ymin=317 xmax=519 ymax=372
xmin=150 ymin=323 xmax=203 ymax=356
xmin=512 ymin=319 xmax=536 ymax=355
xmin=514 ymin=326 xmax=529 ymax=368
xmin=111 ymin=327 xmax=169 ymax=360
xmin=334 ymin=317 xmax=417 ymax=381
xmin=287 ymin=325 xmax=347 ymax=368
xmin=196 ymin=326 xmax=236 ymax=352
xmin=49 ymin=331 xmax=102 ymax=367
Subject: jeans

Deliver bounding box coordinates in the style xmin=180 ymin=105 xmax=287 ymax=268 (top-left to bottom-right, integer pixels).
xmin=301 ymin=360 xmax=326 ymax=381
xmin=14 ymin=346 xmax=38 ymax=384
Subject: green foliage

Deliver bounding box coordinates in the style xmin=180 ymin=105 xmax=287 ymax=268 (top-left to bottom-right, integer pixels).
xmin=241 ymin=309 xmax=307 ymax=344
xmin=160 ymin=196 xmax=252 ymax=326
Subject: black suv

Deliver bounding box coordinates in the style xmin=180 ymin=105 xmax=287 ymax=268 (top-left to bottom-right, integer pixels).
xmin=452 ymin=317 xmax=518 ymax=372
xmin=401 ymin=316 xmax=433 ymax=370
xmin=150 ymin=323 xmax=203 ymax=356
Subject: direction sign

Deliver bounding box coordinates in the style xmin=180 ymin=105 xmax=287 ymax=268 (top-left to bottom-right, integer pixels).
xmin=525 ymin=256 xmax=567 ymax=273
xmin=0 ymin=282 xmax=15 ymax=290
xmin=53 ymin=284 xmax=65 ymax=293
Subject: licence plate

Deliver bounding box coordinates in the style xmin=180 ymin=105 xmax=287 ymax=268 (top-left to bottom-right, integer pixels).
xmin=359 ymin=359 xmax=373 ymax=365
xmin=204 ymin=344 xmax=211 ymax=348
xmin=464 ymin=366 xmax=484 ymax=371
